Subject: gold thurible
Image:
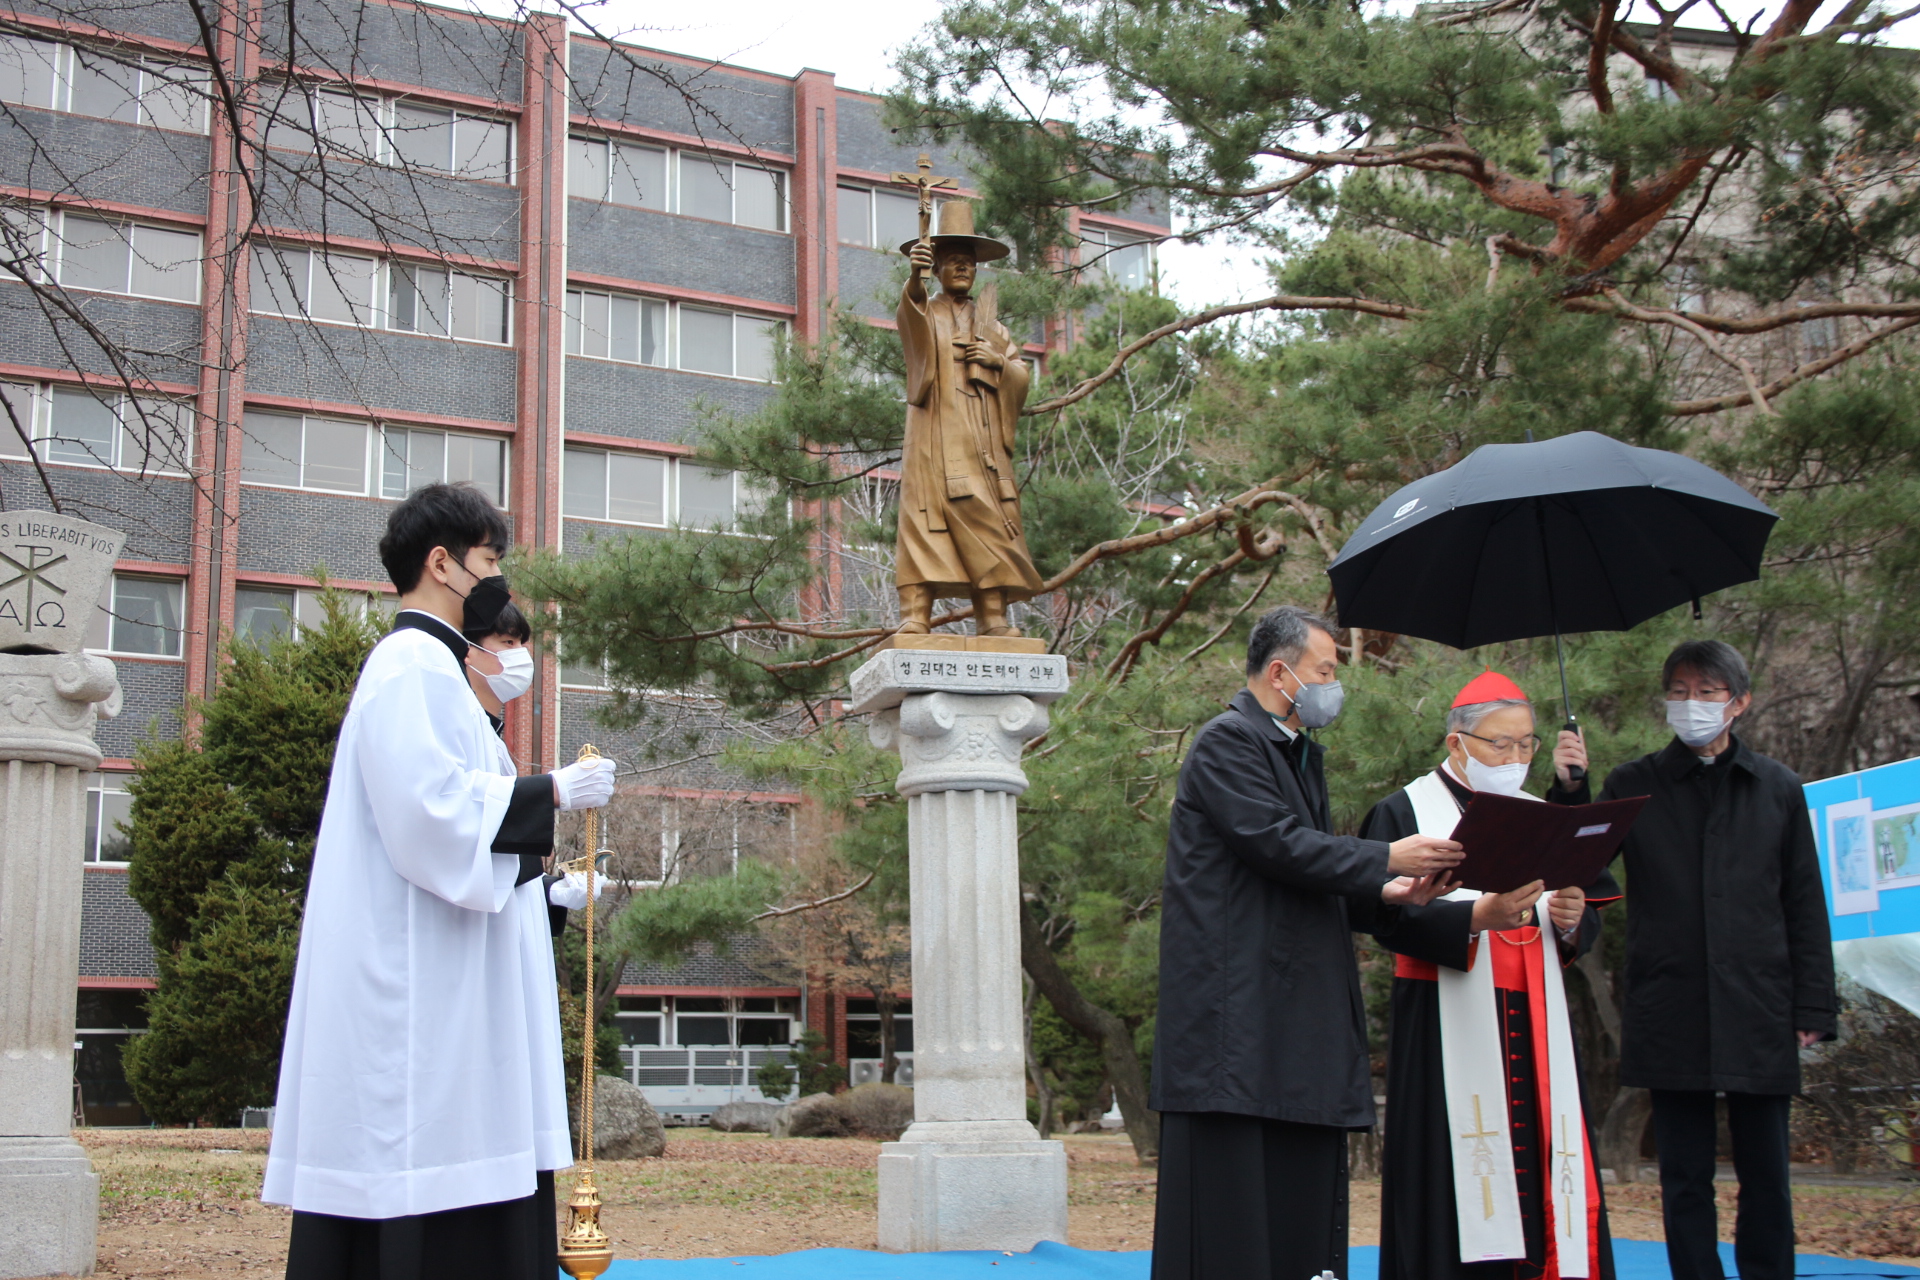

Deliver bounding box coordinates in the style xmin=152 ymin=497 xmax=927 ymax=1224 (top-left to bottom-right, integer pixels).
xmin=557 ymin=744 xmax=615 ymax=1280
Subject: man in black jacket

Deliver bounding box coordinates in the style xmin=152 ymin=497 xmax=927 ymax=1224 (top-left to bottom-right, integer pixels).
xmin=1151 ymin=606 xmax=1464 ymax=1280
xmin=1600 ymin=639 xmax=1836 ymax=1280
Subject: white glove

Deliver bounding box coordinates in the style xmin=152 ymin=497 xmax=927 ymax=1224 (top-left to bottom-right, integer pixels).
xmin=547 ymin=870 xmax=605 ymax=910
xmin=551 ymin=757 xmax=616 ymax=811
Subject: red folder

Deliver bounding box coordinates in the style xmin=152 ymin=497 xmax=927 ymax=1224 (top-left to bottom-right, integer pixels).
xmin=1448 ymin=792 xmax=1647 ymax=893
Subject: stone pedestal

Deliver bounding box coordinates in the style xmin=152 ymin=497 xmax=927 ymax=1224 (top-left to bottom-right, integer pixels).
xmin=851 ymin=648 xmax=1071 ymax=1253
xmin=0 ymin=651 xmax=122 ymax=1278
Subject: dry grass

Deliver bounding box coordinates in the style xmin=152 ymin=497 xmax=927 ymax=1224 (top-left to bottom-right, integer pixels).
xmin=47 ymin=1128 xmax=1920 ymax=1278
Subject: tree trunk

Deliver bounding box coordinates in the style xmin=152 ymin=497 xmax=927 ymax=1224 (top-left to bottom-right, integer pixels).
xmin=1600 ymin=1086 xmax=1653 ymax=1183
xmin=1018 ymin=899 xmax=1158 ymax=1161
xmin=878 ymin=989 xmax=900 ymax=1085
xmin=1022 ymin=978 xmax=1055 ymax=1139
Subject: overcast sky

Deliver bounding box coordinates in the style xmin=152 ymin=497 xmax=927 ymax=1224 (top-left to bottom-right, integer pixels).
xmin=561 ymin=0 xmax=1918 ymax=307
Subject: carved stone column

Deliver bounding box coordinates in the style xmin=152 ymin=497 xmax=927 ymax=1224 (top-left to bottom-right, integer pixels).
xmin=849 ymin=649 xmax=1070 ymax=1253
xmin=0 ymin=510 xmax=126 ymax=1279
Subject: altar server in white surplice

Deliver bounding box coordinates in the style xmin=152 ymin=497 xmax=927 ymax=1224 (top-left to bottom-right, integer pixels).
xmin=263 ymin=483 xmax=616 ymax=1280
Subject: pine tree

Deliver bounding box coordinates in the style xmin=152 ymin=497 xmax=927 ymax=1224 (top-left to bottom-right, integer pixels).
xmin=122 ymin=586 xmax=382 ymax=1125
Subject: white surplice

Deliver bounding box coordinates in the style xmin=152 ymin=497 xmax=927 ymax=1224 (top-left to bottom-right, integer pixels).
xmin=1406 ymin=768 xmax=1590 ymax=1277
xmin=262 ymin=622 xmax=571 ymax=1220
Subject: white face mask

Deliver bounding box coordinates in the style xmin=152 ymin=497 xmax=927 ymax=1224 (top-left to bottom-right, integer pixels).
xmin=483 ymin=646 xmax=534 ymax=702
xmin=1461 ymin=752 xmax=1531 ymax=797
xmin=1666 ymin=698 xmax=1729 ymax=748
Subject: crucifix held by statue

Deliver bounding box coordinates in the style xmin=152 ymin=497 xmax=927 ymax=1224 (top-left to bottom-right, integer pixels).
xmin=889 ymin=176 xmax=1043 ymax=638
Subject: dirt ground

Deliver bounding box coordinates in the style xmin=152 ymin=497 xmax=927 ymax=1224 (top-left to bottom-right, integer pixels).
xmin=47 ymin=1128 xmax=1920 ymax=1279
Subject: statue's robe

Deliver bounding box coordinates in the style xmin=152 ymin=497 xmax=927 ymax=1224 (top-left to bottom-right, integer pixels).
xmin=895 ymin=282 xmax=1043 ymax=599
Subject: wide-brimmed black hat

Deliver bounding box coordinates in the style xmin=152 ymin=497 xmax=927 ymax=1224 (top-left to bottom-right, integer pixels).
xmin=899 ymin=198 xmax=1010 ymax=263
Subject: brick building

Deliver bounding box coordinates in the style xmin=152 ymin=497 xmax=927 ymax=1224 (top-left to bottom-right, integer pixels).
xmin=0 ymin=0 xmax=1166 ymax=1123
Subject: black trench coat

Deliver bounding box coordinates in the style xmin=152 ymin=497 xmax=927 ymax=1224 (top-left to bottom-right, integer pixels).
xmin=1151 ymin=689 xmax=1395 ymax=1129
xmin=1600 ymin=735 xmax=1836 ymax=1095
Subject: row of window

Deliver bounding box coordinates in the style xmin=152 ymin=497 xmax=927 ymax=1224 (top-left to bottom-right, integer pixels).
xmin=564 ymin=290 xmax=780 ymax=380
xmin=75 ymin=572 xmax=364 ymax=669
xmin=5 ymin=207 xmax=202 ymax=303
xmin=1 ymin=384 xmax=772 ymax=522
xmin=3 ymin=211 xmax=787 ymax=365
xmin=241 ymin=411 xmax=509 ymax=503
xmin=567 ymin=137 xmax=786 ymax=232
xmin=0 ymin=34 xmax=208 ymax=133
xmin=261 ymin=83 xmax=513 ymax=183
xmin=250 ymin=244 xmax=513 ymax=343
xmin=613 ymin=995 xmax=797 ymax=1048
xmin=0 ymin=382 xmax=191 ymax=474
xmin=562 ymin=447 xmax=761 ymax=530
xmin=834 ymin=183 xmax=1157 ymax=289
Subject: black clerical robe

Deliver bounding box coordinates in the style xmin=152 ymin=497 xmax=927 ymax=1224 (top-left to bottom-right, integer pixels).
xmin=1152 ymin=690 xmax=1403 ymax=1280
xmin=1361 ymin=769 xmax=1619 ymax=1280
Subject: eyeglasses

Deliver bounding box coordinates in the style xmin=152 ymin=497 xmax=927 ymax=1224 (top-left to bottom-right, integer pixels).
xmin=1457 ymin=730 xmax=1541 ymax=756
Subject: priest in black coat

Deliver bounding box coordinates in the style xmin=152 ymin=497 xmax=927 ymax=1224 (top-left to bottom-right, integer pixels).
xmin=1599 ymin=640 xmax=1835 ymax=1280
xmin=1151 ymin=606 xmax=1466 ymax=1280
xmin=1360 ymin=670 xmax=1620 ymax=1280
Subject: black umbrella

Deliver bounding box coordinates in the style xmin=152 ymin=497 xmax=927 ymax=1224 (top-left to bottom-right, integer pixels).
xmin=1326 ymin=430 xmax=1778 ymax=780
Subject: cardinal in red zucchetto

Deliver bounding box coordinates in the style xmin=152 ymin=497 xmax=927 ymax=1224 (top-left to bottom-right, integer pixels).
xmin=1360 ymin=669 xmax=1621 ymax=1280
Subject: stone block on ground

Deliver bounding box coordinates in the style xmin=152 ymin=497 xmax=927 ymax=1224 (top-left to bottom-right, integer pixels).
xmin=709 ymin=1100 xmax=780 ymax=1133
xmin=840 ymin=1082 xmax=915 ymax=1138
xmin=770 ymin=1092 xmax=853 ymax=1138
xmin=580 ymin=1074 xmax=664 ymax=1159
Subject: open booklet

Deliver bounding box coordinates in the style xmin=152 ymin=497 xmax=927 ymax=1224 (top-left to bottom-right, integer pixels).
xmin=1448 ymin=792 xmax=1648 ymax=893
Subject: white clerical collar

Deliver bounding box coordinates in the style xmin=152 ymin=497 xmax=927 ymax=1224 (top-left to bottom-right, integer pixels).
xmin=1268 ymin=713 xmax=1298 ymax=742
xmin=1442 ymin=759 xmax=1469 ymax=788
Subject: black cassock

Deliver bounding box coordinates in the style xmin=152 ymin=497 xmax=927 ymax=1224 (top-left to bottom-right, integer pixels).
xmin=1152 ymin=692 xmax=1410 ymax=1280
xmin=1360 ymin=770 xmax=1620 ymax=1280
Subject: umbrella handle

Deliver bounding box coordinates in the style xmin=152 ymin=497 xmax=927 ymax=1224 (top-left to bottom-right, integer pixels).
xmin=1561 ymin=717 xmax=1587 ymax=787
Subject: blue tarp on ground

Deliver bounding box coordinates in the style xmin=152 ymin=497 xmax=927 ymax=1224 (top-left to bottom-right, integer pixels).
xmin=601 ymin=1240 xmax=1920 ymax=1280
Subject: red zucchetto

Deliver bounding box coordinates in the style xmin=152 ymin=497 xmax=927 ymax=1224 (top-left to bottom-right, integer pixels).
xmin=1451 ymin=668 xmax=1529 ymax=708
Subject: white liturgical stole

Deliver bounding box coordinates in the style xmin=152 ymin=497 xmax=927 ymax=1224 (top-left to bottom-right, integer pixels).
xmin=1405 ymin=768 xmax=1590 ymax=1277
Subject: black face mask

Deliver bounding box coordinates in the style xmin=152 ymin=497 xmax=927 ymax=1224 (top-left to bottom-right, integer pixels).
xmin=460 ymin=573 xmax=512 ymax=636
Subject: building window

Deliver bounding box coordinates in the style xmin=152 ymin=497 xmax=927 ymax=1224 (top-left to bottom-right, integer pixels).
xmin=380 ymin=426 xmax=506 ymax=505
xmin=1079 ymin=225 xmax=1155 ymax=292
xmin=82 ymin=780 xmax=136 ymax=862
xmin=261 ymin=83 xmax=513 ymax=182
xmin=844 ymin=996 xmax=914 ymax=1058
xmin=624 ymin=995 xmax=794 ymax=1047
xmin=0 ymin=34 xmax=208 ymax=133
xmin=387 ymin=102 xmax=513 ymax=182
xmin=562 ymin=448 xmax=759 ymax=531
xmin=679 ymin=307 xmax=779 ymax=381
xmin=85 ymin=573 xmax=184 ymax=657
xmin=241 ymin=410 xmax=370 ymax=494
xmin=564 ymin=290 xmax=666 ymax=365
xmin=46 ymin=212 xmax=201 ymax=302
xmin=563 ymin=294 xmax=779 ymax=381
xmin=388 ymin=263 xmax=512 ymax=344
xmin=568 ymin=136 xmax=666 ymax=210
xmin=231 ymin=584 xmax=383 ymax=646
xmin=567 ymin=135 xmax=787 ymax=232
xmin=1799 ymin=299 xmax=1840 ymax=361
xmin=74 ymin=988 xmax=150 ymax=1126
xmin=251 ymin=246 xmax=511 ymax=342
xmin=679 ymin=154 xmax=785 ymax=231
xmin=250 ymin=244 xmax=377 ymax=325
xmin=1 ymin=382 xmax=193 ymax=474
xmin=614 ymin=996 xmax=663 ymax=1046
xmin=837 ymin=185 xmax=920 ymax=251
